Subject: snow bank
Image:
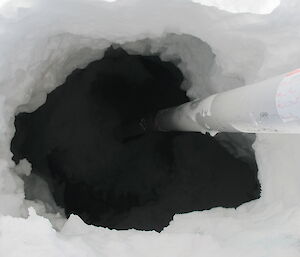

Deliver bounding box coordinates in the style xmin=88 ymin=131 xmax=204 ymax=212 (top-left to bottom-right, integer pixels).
xmin=0 ymin=0 xmax=300 ymax=256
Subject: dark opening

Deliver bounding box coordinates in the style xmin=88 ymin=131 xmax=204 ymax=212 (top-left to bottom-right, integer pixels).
xmin=11 ymin=47 xmax=260 ymax=231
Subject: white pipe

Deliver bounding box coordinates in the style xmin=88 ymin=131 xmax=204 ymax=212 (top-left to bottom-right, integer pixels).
xmin=155 ymin=69 xmax=300 ymax=135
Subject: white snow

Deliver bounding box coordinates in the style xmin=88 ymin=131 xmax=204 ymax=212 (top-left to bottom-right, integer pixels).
xmin=0 ymin=0 xmax=300 ymax=256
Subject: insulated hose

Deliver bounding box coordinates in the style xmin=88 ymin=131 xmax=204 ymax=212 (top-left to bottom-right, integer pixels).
xmin=155 ymin=69 xmax=300 ymax=135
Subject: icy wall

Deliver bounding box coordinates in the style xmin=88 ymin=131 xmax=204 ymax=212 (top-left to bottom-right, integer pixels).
xmin=1 ymin=0 xmax=300 ymax=256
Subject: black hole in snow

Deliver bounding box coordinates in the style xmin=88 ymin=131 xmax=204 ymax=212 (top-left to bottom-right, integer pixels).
xmin=11 ymin=47 xmax=260 ymax=232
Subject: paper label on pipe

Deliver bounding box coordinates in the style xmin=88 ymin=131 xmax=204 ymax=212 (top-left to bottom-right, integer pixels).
xmin=276 ymin=69 xmax=300 ymax=122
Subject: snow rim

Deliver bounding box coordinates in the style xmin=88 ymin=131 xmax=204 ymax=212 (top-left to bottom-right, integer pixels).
xmin=1 ymin=0 xmax=300 ymax=256
xmin=11 ymin=32 xmax=256 ymax=226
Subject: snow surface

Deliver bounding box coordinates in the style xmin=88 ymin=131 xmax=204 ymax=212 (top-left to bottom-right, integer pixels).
xmin=0 ymin=0 xmax=300 ymax=256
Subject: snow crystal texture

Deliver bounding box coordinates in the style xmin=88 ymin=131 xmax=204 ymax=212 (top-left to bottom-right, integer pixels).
xmin=1 ymin=0 xmax=300 ymax=256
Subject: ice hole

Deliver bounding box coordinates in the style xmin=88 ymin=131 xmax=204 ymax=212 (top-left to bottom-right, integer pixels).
xmin=11 ymin=47 xmax=260 ymax=231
